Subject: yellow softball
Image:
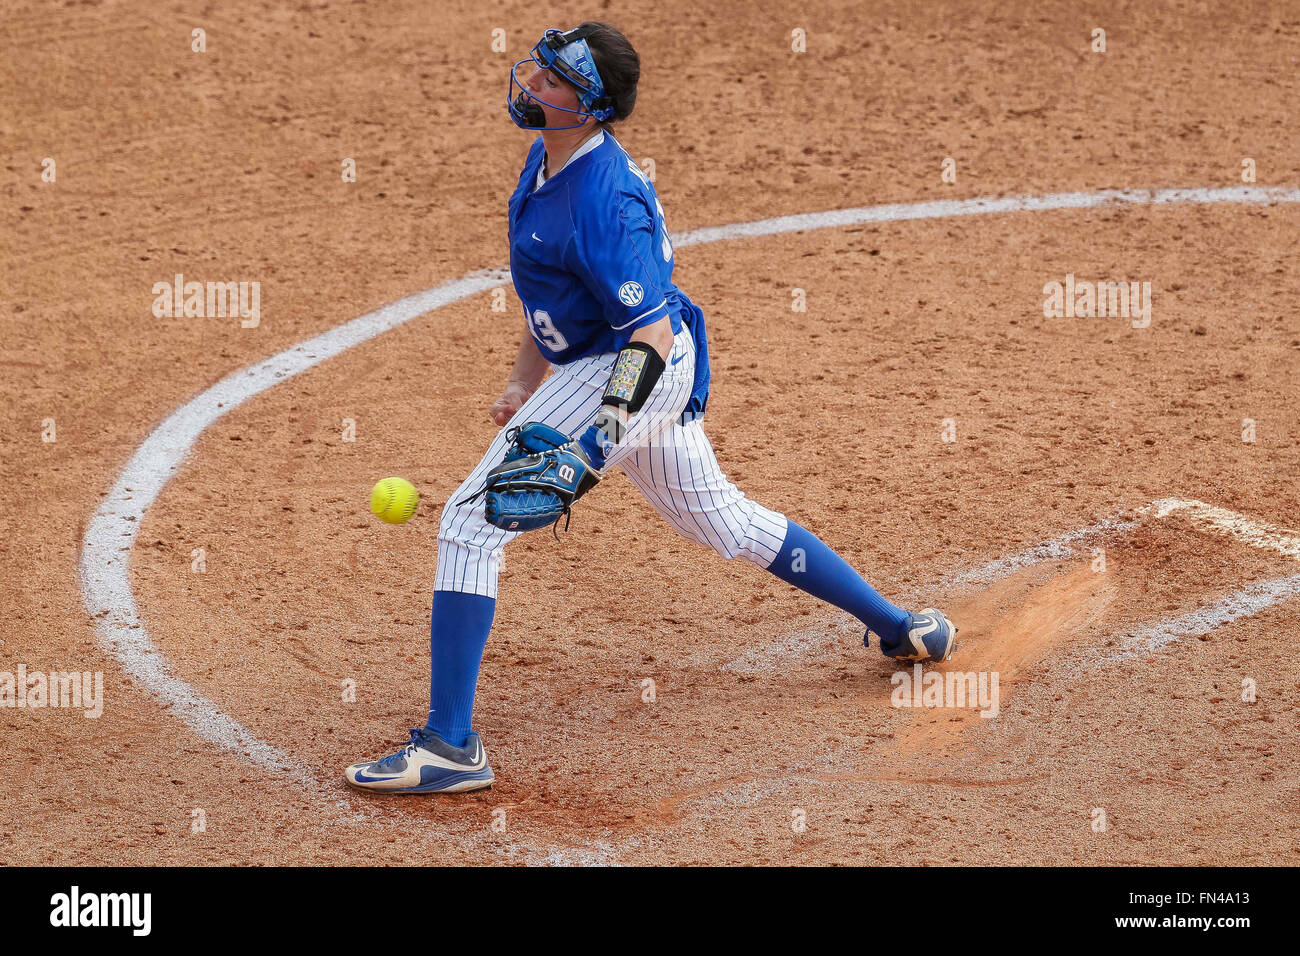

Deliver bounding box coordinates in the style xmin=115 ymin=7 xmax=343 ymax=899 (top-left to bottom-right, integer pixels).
xmin=370 ymin=477 xmax=419 ymax=524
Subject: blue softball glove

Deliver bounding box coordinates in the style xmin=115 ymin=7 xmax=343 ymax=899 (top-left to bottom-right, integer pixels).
xmin=459 ymin=423 xmax=601 ymax=534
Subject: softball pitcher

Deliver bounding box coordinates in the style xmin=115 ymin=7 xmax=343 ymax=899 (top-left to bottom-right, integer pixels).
xmin=346 ymin=22 xmax=958 ymax=793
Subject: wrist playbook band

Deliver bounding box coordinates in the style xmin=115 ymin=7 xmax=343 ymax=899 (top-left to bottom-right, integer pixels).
xmin=602 ymin=342 xmax=666 ymax=414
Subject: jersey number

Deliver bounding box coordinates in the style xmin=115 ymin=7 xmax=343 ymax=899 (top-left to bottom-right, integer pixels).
xmin=656 ymin=198 xmax=673 ymax=262
xmin=526 ymin=307 xmax=569 ymax=352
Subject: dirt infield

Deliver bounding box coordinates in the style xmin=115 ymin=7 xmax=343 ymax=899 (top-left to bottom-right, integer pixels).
xmin=3 ymin=0 xmax=1298 ymax=865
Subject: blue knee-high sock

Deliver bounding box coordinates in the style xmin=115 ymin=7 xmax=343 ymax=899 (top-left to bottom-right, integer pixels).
xmin=425 ymin=589 xmax=495 ymax=747
xmin=766 ymin=521 xmax=909 ymax=645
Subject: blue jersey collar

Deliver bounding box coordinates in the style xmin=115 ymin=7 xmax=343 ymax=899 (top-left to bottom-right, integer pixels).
xmin=535 ymin=130 xmax=607 ymax=191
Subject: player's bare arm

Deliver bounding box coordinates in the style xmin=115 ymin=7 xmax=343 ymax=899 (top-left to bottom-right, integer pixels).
xmin=491 ymin=314 xmax=668 ymax=427
xmin=490 ymin=321 xmax=551 ymax=426
xmin=627 ymin=313 xmax=673 ymax=360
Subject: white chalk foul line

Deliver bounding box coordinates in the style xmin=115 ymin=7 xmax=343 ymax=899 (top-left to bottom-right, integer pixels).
xmin=79 ymin=269 xmax=507 ymax=782
xmin=949 ymin=496 xmax=1300 ymax=591
xmin=721 ymin=497 xmax=1300 ymax=672
xmin=1097 ymin=498 xmax=1300 ymax=659
xmin=77 ymin=185 xmax=1300 ymax=779
xmin=1153 ymin=497 xmax=1300 ymax=560
xmin=673 ymin=186 xmax=1300 ymax=247
xmin=1110 ymin=573 xmax=1300 ymax=660
xmin=945 ymin=511 xmax=1146 ymax=590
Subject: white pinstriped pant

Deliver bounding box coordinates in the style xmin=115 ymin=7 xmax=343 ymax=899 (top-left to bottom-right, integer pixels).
xmin=434 ymin=328 xmax=790 ymax=598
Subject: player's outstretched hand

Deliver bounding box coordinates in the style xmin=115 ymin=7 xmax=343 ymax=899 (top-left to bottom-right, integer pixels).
xmin=490 ymin=382 xmax=534 ymax=426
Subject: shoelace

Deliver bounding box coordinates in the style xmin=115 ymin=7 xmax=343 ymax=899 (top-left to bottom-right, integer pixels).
xmin=374 ymin=728 xmax=427 ymax=770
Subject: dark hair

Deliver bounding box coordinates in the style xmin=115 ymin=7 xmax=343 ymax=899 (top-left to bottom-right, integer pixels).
xmin=579 ymin=21 xmax=639 ymax=123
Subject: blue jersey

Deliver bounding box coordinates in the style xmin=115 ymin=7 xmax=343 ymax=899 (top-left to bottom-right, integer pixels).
xmin=507 ymin=131 xmax=710 ymax=417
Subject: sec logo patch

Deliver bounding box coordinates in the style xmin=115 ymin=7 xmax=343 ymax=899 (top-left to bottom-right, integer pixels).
xmin=618 ymin=281 xmax=644 ymax=306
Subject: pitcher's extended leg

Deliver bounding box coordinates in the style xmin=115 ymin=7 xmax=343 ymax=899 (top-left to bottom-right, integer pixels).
xmin=619 ymin=418 xmax=954 ymax=660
